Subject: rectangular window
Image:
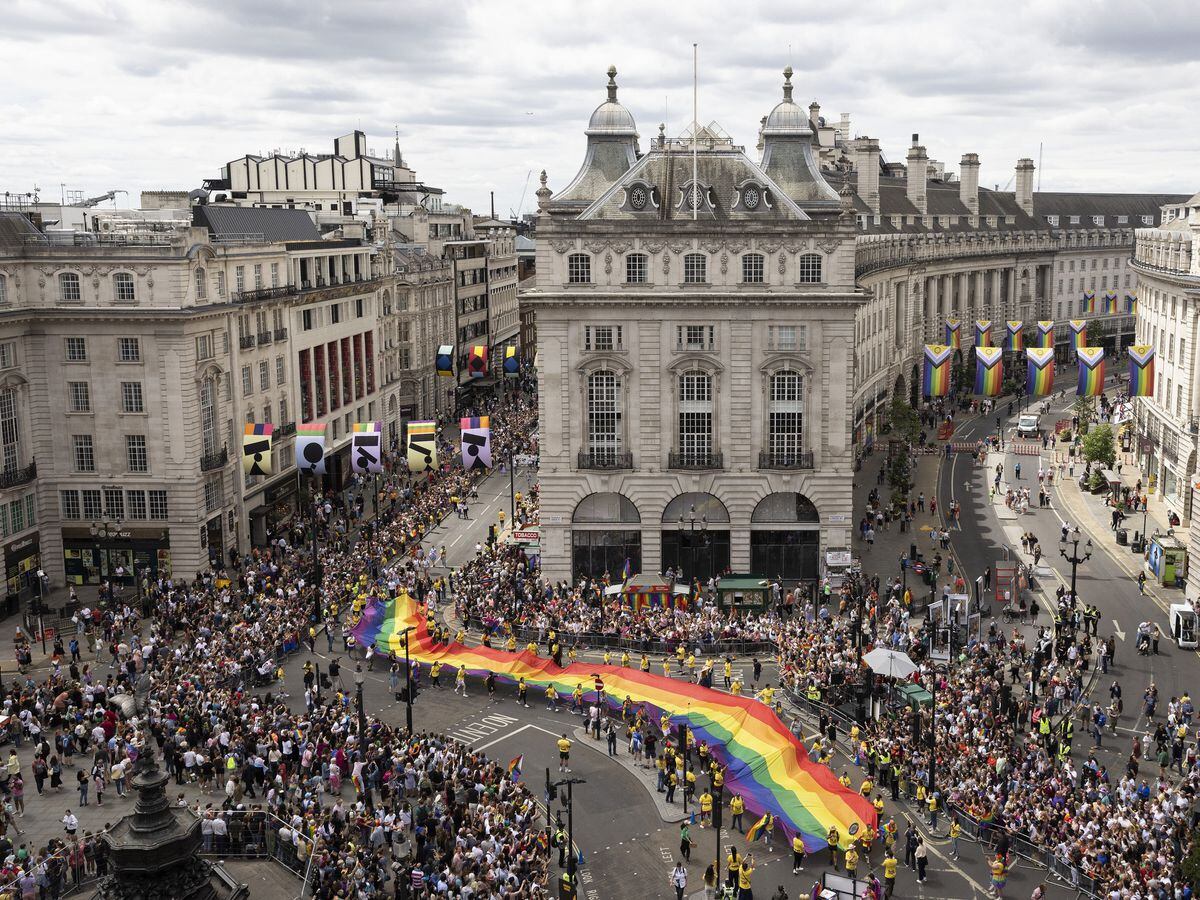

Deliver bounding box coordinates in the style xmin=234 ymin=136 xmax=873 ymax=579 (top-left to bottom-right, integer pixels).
xmin=72 ymin=434 xmax=95 ymax=472
xmin=587 ymin=370 xmax=622 ymax=460
xmin=259 ymin=360 xmax=270 ymax=391
xmin=253 ymin=263 xmax=263 ymax=290
xmin=0 ymin=343 xmax=13 ymax=369
xmin=683 ymin=254 xmax=707 ymax=284
xmin=302 ymin=309 xmax=315 ymax=331
xmin=275 ymin=356 xmax=285 ymax=385
xmin=769 ymin=325 xmax=806 ymax=351
xmin=216 ymin=271 xmax=226 ymax=298
xmin=625 ymin=254 xmax=647 ymax=284
xmin=242 ymin=365 xmax=253 ymax=396
xmin=104 ymin=487 xmax=124 ymax=519
xmin=126 ymin=435 xmax=148 ymax=472
xmin=113 ymin=272 xmax=136 ymax=303
xmin=195 ymin=268 xmax=207 ymax=299
xmin=270 ymin=262 xmax=279 ymax=287
xmin=567 ymin=254 xmax=591 ymax=284
xmin=118 ymin=337 xmax=141 ymax=362
xmin=126 ymin=490 xmax=147 ymax=520
xmin=677 ymin=325 xmax=714 ymax=351
xmin=196 ymin=335 xmax=213 ymax=360
xmin=678 ymin=371 xmax=713 ymax=463
xmin=59 ymin=273 xmax=82 ymax=303
xmin=60 ymin=490 xmax=81 ymax=520
xmin=8 ymin=499 xmax=21 ymax=535
xmin=149 ymin=490 xmax=168 ymax=520
xmin=24 ymin=493 xmax=33 ymax=529
xmin=742 ymin=254 xmax=765 ymax=284
xmin=121 ymin=382 xmax=144 ymax=413
xmin=204 ymin=480 xmax=223 ymax=513
xmin=279 ymin=397 xmax=288 ymax=425
xmin=68 ymin=381 xmax=91 ymax=413
xmin=356 ymin=298 xmax=364 ymax=317
xmin=65 ymin=337 xmax=87 ymax=361
xmin=82 ymin=489 xmax=102 ymax=520
xmin=584 ymin=325 xmax=623 ymax=351
xmin=235 ymin=265 xmax=245 ymax=294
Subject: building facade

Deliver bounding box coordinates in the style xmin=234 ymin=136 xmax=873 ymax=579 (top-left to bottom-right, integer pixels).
xmin=530 ymin=68 xmax=864 ymax=586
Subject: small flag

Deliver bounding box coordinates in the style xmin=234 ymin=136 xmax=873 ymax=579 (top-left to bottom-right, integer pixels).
xmin=975 ymin=320 xmax=992 ymax=348
xmin=621 ymin=558 xmax=632 ymax=581
xmin=1128 ymin=345 xmax=1154 ymax=397
xmin=1005 ymin=321 xmax=1023 ymax=352
xmin=1082 ymin=290 xmax=1096 ymax=314
xmin=745 ymin=812 xmax=772 ymax=843
xmin=1125 ymin=293 xmax=1137 ymax=315
xmin=944 ymin=320 xmax=961 ymax=349
xmin=923 ymin=345 xmax=952 ymax=398
xmin=507 ymin=754 xmax=524 ymax=780
xmin=1069 ymin=319 xmax=1087 ymax=352
xmin=1077 ymin=347 xmax=1105 ymax=397
xmin=1026 ymin=348 xmax=1055 ymax=396
xmin=1036 ymin=321 xmax=1054 ymax=349
xmin=1103 ymin=291 xmax=1117 ymax=314
xmin=974 ymin=347 xmax=1003 ymax=397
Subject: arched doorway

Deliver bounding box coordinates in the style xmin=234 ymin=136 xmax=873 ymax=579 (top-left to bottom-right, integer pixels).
xmin=661 ymin=492 xmax=731 ymax=583
xmin=750 ymin=492 xmax=820 ymax=585
xmin=572 ymin=492 xmax=641 ymax=580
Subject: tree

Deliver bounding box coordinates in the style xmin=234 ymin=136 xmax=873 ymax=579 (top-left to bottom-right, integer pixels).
xmin=1071 ymin=397 xmax=1097 ymax=428
xmin=889 ymin=396 xmax=920 ymax=444
xmin=1082 ymin=423 xmax=1116 ymax=469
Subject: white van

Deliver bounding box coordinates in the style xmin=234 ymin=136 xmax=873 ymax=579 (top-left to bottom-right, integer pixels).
xmin=1170 ymin=603 xmax=1197 ymax=649
xmin=1017 ymin=414 xmax=1040 ymax=438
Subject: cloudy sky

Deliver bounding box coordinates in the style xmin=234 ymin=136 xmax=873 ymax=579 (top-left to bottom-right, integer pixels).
xmin=3 ymin=0 xmax=1197 ymax=215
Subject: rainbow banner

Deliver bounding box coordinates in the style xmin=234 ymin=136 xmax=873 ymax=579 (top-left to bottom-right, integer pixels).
xmin=1036 ymin=321 xmax=1054 ymax=349
xmin=1083 ymin=290 xmax=1096 ymax=314
xmin=944 ymin=320 xmax=961 ymax=349
xmin=975 ymin=320 xmax=992 ymax=348
xmin=1077 ymin=347 xmax=1105 ymax=397
xmin=1103 ymin=291 xmax=1118 ymax=314
xmin=974 ymin=347 xmax=1003 ymax=397
xmin=1005 ymin=321 xmax=1024 ymax=352
xmin=1128 ymin=345 xmax=1154 ymax=397
xmin=352 ymin=594 xmax=877 ymax=851
xmin=242 ymin=423 xmax=274 ymax=476
xmin=923 ymin=344 xmax=953 ymax=398
xmin=1069 ymin=319 xmax=1087 ymax=352
xmin=1027 ymin=348 xmax=1055 ymax=396
xmin=1125 ymin=293 xmax=1138 ymax=315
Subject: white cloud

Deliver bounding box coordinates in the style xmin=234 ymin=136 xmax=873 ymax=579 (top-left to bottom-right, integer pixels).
xmin=2 ymin=0 xmax=1197 ymax=214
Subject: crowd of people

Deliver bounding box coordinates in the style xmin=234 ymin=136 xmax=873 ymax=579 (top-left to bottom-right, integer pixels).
xmin=0 ymin=395 xmax=550 ymax=899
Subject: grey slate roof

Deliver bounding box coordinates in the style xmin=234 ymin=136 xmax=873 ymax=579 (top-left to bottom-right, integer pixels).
xmin=192 ymin=205 xmax=319 ymax=242
xmin=1031 ymin=192 xmax=1189 ymax=228
xmin=0 ymin=212 xmax=42 ymax=249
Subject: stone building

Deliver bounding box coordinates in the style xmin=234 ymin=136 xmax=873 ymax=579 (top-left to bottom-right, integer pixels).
xmin=528 ymin=67 xmax=865 ymax=585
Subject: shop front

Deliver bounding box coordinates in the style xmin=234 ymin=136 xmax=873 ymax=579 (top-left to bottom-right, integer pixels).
xmin=3 ymin=532 xmax=40 ymax=616
xmin=62 ymin=526 xmax=171 ymax=587
xmin=248 ymin=473 xmax=300 ymax=547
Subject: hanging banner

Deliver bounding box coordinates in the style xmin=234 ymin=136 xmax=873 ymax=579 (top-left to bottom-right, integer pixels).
xmin=295 ymin=422 xmax=327 ymax=475
xmin=503 ymin=345 xmax=520 ymax=378
xmin=944 ymin=320 xmax=961 ymax=350
xmin=406 ymin=421 xmax=438 ymax=473
xmin=923 ymin=344 xmax=953 ymax=398
xmin=1077 ymin=347 xmax=1105 ymax=397
xmin=467 ymin=344 xmax=488 ymax=378
xmin=1005 ymin=321 xmax=1024 ymax=352
xmin=975 ymin=320 xmax=992 ymax=348
xmin=460 ymin=416 xmax=492 ymax=470
xmin=1036 ymin=321 xmax=1054 ymax=349
xmin=351 ymin=421 xmax=383 ymax=474
xmin=974 ymin=347 xmax=1003 ymax=397
xmin=1125 ymin=293 xmax=1138 ymax=315
xmin=242 ymin=423 xmax=274 ymax=476
xmin=1083 ymin=290 xmax=1096 ymax=314
xmin=1103 ymin=291 xmax=1118 ymax=314
xmin=1026 ymin=348 xmax=1055 ymax=396
xmin=1128 ymin=345 xmax=1155 ymax=397
xmin=435 ymin=344 xmax=455 ymax=378
xmin=1069 ymin=319 xmax=1087 ymax=351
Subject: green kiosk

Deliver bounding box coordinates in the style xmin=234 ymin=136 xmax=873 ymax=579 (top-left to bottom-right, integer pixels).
xmin=715 ymin=575 xmax=771 ymax=613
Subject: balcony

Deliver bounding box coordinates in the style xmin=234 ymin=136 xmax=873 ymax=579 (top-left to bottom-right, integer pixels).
xmin=0 ymin=461 xmax=37 ymax=489
xmin=276 ymin=422 xmax=296 ymax=437
xmin=758 ymin=450 xmax=815 ymax=470
xmin=667 ymin=450 xmax=723 ymax=470
xmin=239 ymin=335 xmax=256 ymax=350
xmin=273 ymin=328 xmax=288 ymax=341
xmin=577 ymin=451 xmax=633 ymax=470
xmin=200 ymin=446 xmax=228 ymax=472
xmin=257 ymin=333 xmax=271 ymax=346
xmin=232 ymin=285 xmax=294 ymax=303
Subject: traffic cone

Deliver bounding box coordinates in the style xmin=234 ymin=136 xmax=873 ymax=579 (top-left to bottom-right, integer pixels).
xmin=690 ymin=811 xmax=696 ymax=825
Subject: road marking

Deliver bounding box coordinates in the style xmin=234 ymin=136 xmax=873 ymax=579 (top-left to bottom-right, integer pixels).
xmin=471 ymin=721 xmax=560 ymax=752
xmin=448 ymin=712 xmax=521 ymax=745
xmin=450 ymin=533 xmax=465 ymax=547
xmin=1112 ymin=619 xmax=1126 ymax=641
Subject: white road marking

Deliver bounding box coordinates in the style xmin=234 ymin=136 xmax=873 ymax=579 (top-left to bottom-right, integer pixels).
xmin=1112 ymin=619 xmax=1126 ymax=641
xmin=472 ymin=721 xmax=559 ymax=752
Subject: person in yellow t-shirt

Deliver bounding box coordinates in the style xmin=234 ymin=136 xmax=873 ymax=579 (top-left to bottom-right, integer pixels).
xmin=640 ymin=653 xmax=650 ymax=672
xmin=844 ymin=846 xmax=859 ymax=879
xmin=860 ymin=777 xmax=874 ymax=797
xmin=505 ymin=635 xmax=517 ymax=652
xmin=730 ymin=679 xmax=743 ymax=696
xmin=949 ymin=816 xmax=962 ymax=860
xmin=737 ymin=858 xmax=754 ymax=892
xmin=729 ymin=794 xmax=745 ymax=833
xmin=603 ymin=649 xmax=612 ymax=666
xmin=698 ymin=790 xmax=713 ymax=827
xmin=545 ymin=683 xmax=559 ymax=712
xmin=621 ymin=651 xmax=630 ymax=668
xmin=526 ymin=641 xmax=538 ymax=656
xmin=556 ymin=735 xmax=572 ymax=773
xmin=838 ymin=771 xmax=853 ymax=789
xmin=883 ymin=850 xmax=898 ymax=896
xmin=791 ymin=834 xmax=806 ymax=873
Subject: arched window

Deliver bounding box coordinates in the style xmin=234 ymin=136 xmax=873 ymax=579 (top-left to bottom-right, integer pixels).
xmin=58 ymin=272 xmax=81 ymax=303
xmin=683 ymin=253 xmax=707 ymax=284
xmin=113 ymin=272 xmax=136 ymax=303
xmin=567 ymin=253 xmax=591 ymax=284
xmin=194 ymin=267 xmax=207 ymax=300
xmin=586 ymin=370 xmax=622 ymax=464
xmin=625 ymin=253 xmax=648 ymax=284
xmin=677 ymin=370 xmax=713 ymax=465
xmin=742 ymin=253 xmax=765 ymax=284
xmin=199 ymin=377 xmax=218 ymax=457
xmin=797 ymin=253 xmax=822 ymax=284
xmin=768 ymin=371 xmax=805 ymax=464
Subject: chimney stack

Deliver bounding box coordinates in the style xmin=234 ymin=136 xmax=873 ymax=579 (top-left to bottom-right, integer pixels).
xmin=852 ymin=137 xmax=881 ymax=216
xmin=1015 ymin=158 xmax=1035 ymax=215
xmin=906 ymin=135 xmax=928 ymax=215
xmin=838 ymin=113 xmax=851 ymax=142
xmin=959 ymin=153 xmax=980 ymax=215
xmin=808 ymin=101 xmax=821 ymax=129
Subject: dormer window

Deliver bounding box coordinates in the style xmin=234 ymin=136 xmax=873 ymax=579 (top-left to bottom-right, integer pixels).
xmin=734 ymin=180 xmax=772 ymax=213
xmin=1091 ymin=215 xmax=1105 ymax=226
xmin=1046 ymin=215 xmax=1059 ymax=226
xmin=1141 ymin=215 xmax=1154 ymax=225
xmin=1069 ymin=215 xmax=1081 ymax=225
xmin=677 ymin=181 xmax=714 ymax=213
xmin=622 ymin=181 xmax=658 ymax=213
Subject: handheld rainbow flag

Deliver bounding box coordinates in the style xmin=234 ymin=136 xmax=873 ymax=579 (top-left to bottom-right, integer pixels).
xmin=975 ymin=320 xmax=992 ymax=348
xmin=745 ymin=812 xmax=772 ymax=843
xmin=1068 ymin=320 xmax=1087 ymax=352
xmin=923 ymin=344 xmax=953 ymax=398
xmin=1077 ymin=347 xmax=1105 ymax=397
xmin=1128 ymin=345 xmax=1154 ymax=396
xmin=1005 ymin=321 xmax=1024 ymax=352
xmin=1083 ymin=290 xmax=1096 ymax=314
xmin=974 ymin=347 xmax=1003 ymax=397
xmin=944 ymin=320 xmax=961 ymax=350
xmin=1026 ymin=348 xmax=1055 ymax=396
xmin=1103 ymin=291 xmax=1118 ymax=314
xmin=621 ymin=558 xmax=633 ymax=581
xmin=1125 ymin=293 xmax=1138 ymax=315
xmin=352 ymin=593 xmax=876 ymax=852
xmin=1036 ymin=321 xmax=1054 ymax=349
xmin=507 ymin=754 xmax=524 ymax=780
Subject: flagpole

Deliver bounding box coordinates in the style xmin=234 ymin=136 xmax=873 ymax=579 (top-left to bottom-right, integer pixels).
xmin=692 ymin=42 xmax=698 ymax=222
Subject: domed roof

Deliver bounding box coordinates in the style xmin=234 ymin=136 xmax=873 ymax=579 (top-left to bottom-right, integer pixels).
xmin=586 ymin=66 xmax=638 ymax=137
xmin=762 ymin=67 xmax=812 ymax=137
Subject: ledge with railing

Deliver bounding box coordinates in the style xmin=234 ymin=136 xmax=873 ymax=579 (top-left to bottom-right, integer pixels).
xmin=667 ymin=450 xmax=723 ymax=470
xmin=577 ymin=450 xmax=633 ymax=470
xmin=200 ymin=446 xmax=228 ymax=472
xmin=758 ymin=450 xmax=814 ymax=470
xmin=0 ymin=460 xmax=37 ymax=489
xmin=238 ymin=335 xmax=256 ymax=350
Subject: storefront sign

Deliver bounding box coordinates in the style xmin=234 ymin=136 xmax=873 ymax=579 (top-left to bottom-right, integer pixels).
xmin=513 ymin=529 xmax=540 ymax=544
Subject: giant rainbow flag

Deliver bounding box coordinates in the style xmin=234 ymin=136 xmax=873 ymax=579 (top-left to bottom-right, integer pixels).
xmin=1128 ymin=345 xmax=1154 ymax=396
xmin=923 ymin=344 xmax=953 ymax=398
xmin=352 ymin=593 xmax=877 ymax=850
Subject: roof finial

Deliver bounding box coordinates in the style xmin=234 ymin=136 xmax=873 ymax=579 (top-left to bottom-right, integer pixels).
xmin=607 ymin=65 xmax=618 ymax=103
xmin=782 ymin=66 xmax=793 ymax=102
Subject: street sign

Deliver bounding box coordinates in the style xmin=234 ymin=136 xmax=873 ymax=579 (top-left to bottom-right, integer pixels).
xmin=514 ymin=529 xmax=540 ymax=543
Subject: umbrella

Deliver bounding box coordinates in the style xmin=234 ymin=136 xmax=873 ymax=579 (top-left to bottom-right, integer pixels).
xmin=863 ymin=647 xmax=919 ymax=679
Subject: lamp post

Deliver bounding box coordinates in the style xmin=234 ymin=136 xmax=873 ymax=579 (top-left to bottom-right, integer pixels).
xmin=34 ymin=568 xmax=46 ymax=655
xmin=90 ymin=518 xmax=125 ymax=614
xmin=678 ymin=505 xmax=710 ymax=583
xmin=552 ymin=777 xmax=586 ymax=892
xmin=310 ymin=490 xmax=324 ymax=625
xmin=399 ymin=626 xmax=415 ymax=734
xmin=354 ymin=664 xmax=366 ymax=736
xmin=1059 ymin=526 xmax=1093 ymax=606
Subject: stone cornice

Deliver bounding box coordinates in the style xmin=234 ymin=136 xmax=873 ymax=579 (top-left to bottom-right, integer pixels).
xmin=523 ymin=290 xmax=865 ymax=309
